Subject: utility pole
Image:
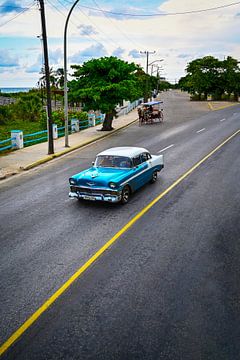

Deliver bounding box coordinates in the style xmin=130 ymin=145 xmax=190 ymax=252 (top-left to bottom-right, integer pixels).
xmin=140 ymin=51 xmax=156 ymax=102
xmin=38 ymin=0 xmax=54 ymax=154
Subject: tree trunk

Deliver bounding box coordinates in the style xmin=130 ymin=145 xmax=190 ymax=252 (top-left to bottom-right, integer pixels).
xmin=233 ymin=92 xmax=238 ymax=102
xmin=101 ymin=111 xmax=114 ymax=131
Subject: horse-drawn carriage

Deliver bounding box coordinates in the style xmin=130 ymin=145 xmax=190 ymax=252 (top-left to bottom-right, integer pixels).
xmin=137 ymin=101 xmax=164 ymax=126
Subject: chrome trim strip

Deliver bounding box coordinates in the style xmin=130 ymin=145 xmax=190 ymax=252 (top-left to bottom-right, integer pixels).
xmin=120 ymin=164 xmax=151 ymax=186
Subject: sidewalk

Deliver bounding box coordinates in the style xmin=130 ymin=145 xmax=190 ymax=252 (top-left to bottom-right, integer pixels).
xmin=0 ymin=110 xmax=138 ymax=181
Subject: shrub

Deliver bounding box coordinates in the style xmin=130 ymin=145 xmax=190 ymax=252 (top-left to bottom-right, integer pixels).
xmin=0 ymin=105 xmax=11 ymax=125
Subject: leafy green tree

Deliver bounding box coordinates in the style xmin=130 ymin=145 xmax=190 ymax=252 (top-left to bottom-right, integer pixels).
xmin=38 ymin=67 xmax=56 ymax=89
xmin=221 ymin=56 xmax=240 ymax=101
xmin=68 ymin=56 xmax=142 ymax=130
xmin=178 ymin=55 xmax=240 ymax=101
xmin=187 ymin=56 xmax=224 ymax=99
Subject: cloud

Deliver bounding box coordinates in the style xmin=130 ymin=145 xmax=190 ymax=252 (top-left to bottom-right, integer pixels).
xmin=0 ymin=51 xmax=19 ymax=67
xmin=70 ymin=44 xmax=107 ymax=64
xmin=78 ymin=25 xmax=98 ymax=36
xmin=0 ymin=0 xmax=24 ymax=14
xmin=48 ymin=48 xmax=63 ymax=64
xmin=177 ymin=54 xmax=191 ymax=59
xmin=25 ymin=55 xmax=42 ymax=73
xmin=112 ymin=47 xmax=125 ymax=58
xmin=25 ymin=48 xmax=63 ymax=73
xmin=128 ymin=49 xmax=142 ymax=58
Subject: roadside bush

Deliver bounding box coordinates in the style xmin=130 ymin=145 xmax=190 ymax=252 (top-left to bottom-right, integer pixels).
xmin=0 ymin=105 xmax=11 ymax=125
xmin=51 ymin=109 xmax=88 ymax=128
xmin=52 ymin=110 xmax=65 ymax=127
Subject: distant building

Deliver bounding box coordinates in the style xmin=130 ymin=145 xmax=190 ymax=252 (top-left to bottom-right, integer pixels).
xmin=0 ymin=96 xmax=16 ymax=106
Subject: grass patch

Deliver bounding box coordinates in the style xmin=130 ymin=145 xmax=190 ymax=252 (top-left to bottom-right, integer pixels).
xmin=0 ymin=120 xmax=44 ymax=141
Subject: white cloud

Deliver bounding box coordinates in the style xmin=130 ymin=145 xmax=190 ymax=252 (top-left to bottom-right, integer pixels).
xmin=78 ymin=24 xmax=98 ymax=36
xmin=112 ymin=47 xmax=125 ymax=58
xmin=70 ymin=44 xmax=107 ymax=64
xmin=0 ymin=50 xmax=19 ymax=67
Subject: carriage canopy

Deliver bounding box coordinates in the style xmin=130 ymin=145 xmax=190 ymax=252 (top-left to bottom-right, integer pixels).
xmin=142 ymin=101 xmax=163 ymax=106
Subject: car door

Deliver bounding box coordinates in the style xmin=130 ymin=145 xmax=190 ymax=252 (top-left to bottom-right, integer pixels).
xmin=130 ymin=154 xmax=149 ymax=190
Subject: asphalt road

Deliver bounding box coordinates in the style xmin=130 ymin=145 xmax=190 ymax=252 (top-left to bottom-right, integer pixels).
xmin=0 ymin=93 xmax=240 ymax=359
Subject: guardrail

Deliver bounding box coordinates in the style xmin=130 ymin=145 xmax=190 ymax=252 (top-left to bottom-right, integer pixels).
xmin=23 ymin=130 xmax=48 ymax=146
xmin=0 ymin=117 xmax=104 ymax=153
xmin=0 ymin=136 xmax=16 ymax=151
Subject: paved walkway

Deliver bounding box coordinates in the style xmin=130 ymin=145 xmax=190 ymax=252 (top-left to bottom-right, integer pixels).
xmin=0 ymin=110 xmax=138 ymax=180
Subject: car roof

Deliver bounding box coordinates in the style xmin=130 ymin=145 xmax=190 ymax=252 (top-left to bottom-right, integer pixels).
xmin=97 ymin=147 xmax=149 ymax=158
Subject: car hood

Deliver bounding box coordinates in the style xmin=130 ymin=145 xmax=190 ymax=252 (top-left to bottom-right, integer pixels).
xmin=71 ymin=167 xmax=131 ymax=187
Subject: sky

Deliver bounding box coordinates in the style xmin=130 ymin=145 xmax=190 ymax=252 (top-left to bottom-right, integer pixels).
xmin=0 ymin=0 xmax=240 ymax=87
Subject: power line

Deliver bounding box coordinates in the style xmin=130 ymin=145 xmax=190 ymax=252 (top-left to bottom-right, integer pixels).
xmin=78 ymin=1 xmax=240 ymax=17
xmin=91 ymin=0 xmax=144 ymax=51
xmin=51 ymin=0 xmax=111 ymax=51
xmin=74 ymin=1 xmax=120 ymax=49
xmin=0 ymin=1 xmax=36 ymax=27
xmin=58 ymin=0 xmax=131 ymax=50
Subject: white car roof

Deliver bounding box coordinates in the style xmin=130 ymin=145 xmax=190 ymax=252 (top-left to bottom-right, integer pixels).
xmin=97 ymin=147 xmax=148 ymax=158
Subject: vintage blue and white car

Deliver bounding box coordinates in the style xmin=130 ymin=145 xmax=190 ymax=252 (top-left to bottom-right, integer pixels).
xmin=69 ymin=147 xmax=164 ymax=204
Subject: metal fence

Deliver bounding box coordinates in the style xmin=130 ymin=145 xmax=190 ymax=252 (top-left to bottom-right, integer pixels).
xmin=0 ymin=117 xmax=104 ymax=153
xmin=0 ymin=98 xmax=141 ymax=153
xmin=0 ymin=136 xmax=16 ymax=152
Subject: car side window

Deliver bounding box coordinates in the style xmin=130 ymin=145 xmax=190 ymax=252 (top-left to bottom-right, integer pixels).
xmin=141 ymin=152 xmax=149 ymax=163
xmin=133 ymin=155 xmax=142 ymax=166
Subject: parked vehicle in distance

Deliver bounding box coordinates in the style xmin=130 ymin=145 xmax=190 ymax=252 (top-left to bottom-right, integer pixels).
xmin=69 ymin=147 xmax=164 ymax=204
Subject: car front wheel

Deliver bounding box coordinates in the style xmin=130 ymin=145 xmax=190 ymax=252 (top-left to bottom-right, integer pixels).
xmin=121 ymin=186 xmax=130 ymax=204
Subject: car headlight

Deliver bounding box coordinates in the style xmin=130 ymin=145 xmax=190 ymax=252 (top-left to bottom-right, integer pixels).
xmin=109 ymin=182 xmax=117 ymax=189
xmin=69 ymin=178 xmax=76 ymax=185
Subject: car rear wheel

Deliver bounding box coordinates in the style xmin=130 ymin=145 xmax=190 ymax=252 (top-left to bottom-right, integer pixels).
xmin=121 ymin=186 xmax=130 ymax=204
xmin=150 ymin=170 xmax=158 ymax=183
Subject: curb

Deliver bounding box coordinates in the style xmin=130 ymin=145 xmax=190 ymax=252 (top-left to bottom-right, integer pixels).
xmin=3 ymin=117 xmax=138 ymax=176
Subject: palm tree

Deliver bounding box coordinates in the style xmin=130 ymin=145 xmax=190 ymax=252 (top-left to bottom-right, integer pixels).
xmin=54 ymin=68 xmax=64 ymax=89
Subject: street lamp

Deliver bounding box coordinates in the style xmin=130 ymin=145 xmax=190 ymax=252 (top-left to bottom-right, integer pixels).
xmin=148 ymin=59 xmax=164 ymax=67
xmin=64 ymin=0 xmax=81 ymax=148
xmin=149 ymin=59 xmax=164 ymax=75
xmin=151 ymin=64 xmax=163 ymax=76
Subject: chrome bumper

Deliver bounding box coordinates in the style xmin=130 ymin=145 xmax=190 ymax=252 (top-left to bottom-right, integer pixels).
xmin=69 ymin=191 xmax=121 ymax=203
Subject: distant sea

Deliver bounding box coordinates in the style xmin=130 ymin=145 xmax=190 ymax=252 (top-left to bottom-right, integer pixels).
xmin=0 ymin=87 xmax=32 ymax=94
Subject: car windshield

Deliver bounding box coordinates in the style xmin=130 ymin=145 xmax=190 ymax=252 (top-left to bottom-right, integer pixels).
xmin=95 ymin=155 xmax=132 ymax=168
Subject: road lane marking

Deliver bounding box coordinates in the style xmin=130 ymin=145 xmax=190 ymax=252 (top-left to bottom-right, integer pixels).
xmin=1 ymin=128 xmax=240 ymax=357
xmin=220 ymin=118 xmax=226 ymax=122
xmin=157 ymin=144 xmax=174 ymax=153
xmin=208 ymin=102 xmax=238 ymax=111
xmin=196 ymin=128 xmax=205 ymax=133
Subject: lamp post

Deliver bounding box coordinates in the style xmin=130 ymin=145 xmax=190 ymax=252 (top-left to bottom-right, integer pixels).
xmin=64 ymin=0 xmax=81 ymax=148
xmin=148 ymin=59 xmax=164 ymax=75
xmin=151 ymin=64 xmax=163 ymax=76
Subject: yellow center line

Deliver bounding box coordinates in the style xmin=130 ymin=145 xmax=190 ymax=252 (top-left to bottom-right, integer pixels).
xmin=0 ymin=129 xmax=239 ymax=357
